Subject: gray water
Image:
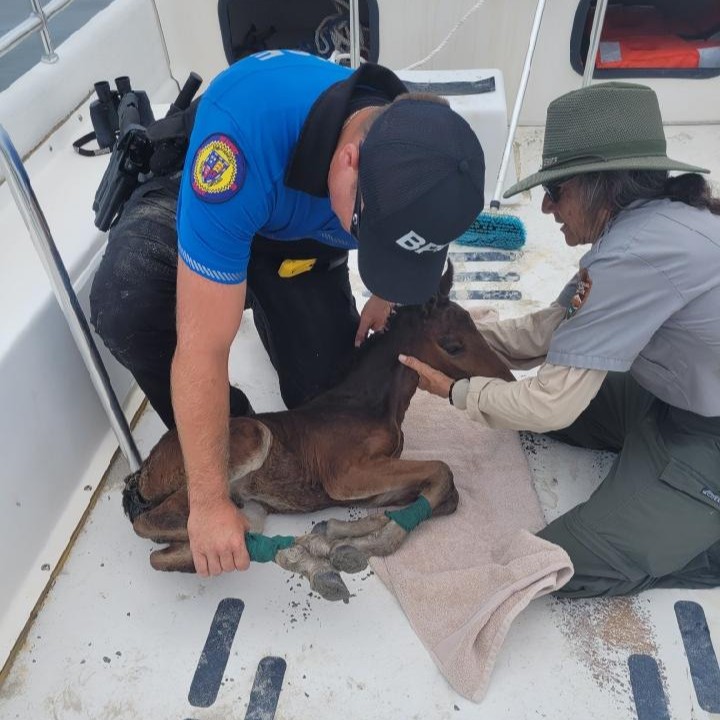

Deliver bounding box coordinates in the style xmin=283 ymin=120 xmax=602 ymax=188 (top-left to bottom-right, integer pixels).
xmin=0 ymin=0 xmax=115 ymax=92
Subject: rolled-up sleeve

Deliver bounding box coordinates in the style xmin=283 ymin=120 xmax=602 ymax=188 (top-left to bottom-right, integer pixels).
xmin=452 ymin=363 xmax=607 ymax=432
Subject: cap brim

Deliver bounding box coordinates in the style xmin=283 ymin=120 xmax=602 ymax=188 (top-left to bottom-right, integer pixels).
xmin=503 ymin=155 xmax=710 ymax=198
xmin=358 ymin=233 xmax=449 ymax=305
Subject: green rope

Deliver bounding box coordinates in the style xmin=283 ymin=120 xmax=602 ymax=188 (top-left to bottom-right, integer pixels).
xmin=385 ymin=496 xmax=432 ymax=532
xmin=245 ymin=532 xmax=295 ymax=563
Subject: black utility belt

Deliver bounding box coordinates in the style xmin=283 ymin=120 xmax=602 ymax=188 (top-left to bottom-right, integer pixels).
xmin=277 ymin=255 xmax=347 ymax=278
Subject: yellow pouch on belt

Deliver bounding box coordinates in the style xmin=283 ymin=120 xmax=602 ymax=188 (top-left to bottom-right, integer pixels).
xmin=278 ymin=258 xmax=317 ymax=278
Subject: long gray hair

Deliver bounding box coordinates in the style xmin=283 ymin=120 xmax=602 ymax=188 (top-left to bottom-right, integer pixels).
xmin=572 ymin=171 xmax=720 ymax=241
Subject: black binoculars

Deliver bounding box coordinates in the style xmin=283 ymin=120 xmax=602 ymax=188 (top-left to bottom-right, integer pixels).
xmin=89 ymin=76 xmax=155 ymax=150
xmin=92 ymin=72 xmax=203 ymax=231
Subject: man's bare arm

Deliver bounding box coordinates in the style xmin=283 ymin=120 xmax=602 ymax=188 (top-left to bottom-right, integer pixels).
xmin=172 ymin=259 xmax=249 ymax=576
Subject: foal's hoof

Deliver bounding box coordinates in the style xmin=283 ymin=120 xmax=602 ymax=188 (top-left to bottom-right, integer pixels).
xmin=330 ymin=544 xmax=369 ymax=574
xmin=311 ymin=521 xmax=328 ymax=536
xmin=311 ymin=570 xmax=351 ymax=603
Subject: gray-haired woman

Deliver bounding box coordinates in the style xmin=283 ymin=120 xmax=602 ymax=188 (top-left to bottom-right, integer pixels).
xmin=401 ymin=82 xmax=720 ymax=598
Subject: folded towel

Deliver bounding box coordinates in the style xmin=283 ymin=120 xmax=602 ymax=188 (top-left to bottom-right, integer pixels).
xmin=370 ymin=390 xmax=573 ymax=702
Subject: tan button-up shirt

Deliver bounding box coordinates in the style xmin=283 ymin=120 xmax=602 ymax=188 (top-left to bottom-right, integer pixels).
xmin=452 ymin=304 xmax=607 ymax=432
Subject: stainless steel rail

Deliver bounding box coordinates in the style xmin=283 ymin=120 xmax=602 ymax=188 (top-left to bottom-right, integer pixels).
xmin=582 ymin=0 xmax=610 ymax=87
xmin=349 ymin=0 xmax=361 ymax=69
xmin=0 ymin=0 xmax=78 ymax=65
xmin=0 ymin=123 xmax=142 ymax=472
xmin=491 ymin=0 xmax=546 ymax=209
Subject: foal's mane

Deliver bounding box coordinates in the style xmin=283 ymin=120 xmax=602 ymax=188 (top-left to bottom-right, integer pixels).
xmin=314 ymin=264 xmax=455 ymax=412
xmin=350 ymin=260 xmax=455 ymax=366
xmin=351 ymin=304 xmax=423 ymax=361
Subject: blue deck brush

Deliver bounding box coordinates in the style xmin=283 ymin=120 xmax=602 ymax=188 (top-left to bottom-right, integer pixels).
xmin=454 ymin=0 xmax=546 ymax=252
xmin=456 ymin=208 xmax=526 ymax=250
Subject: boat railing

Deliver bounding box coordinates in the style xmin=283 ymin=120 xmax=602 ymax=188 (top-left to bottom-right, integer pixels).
xmin=0 ymin=122 xmax=142 ymax=472
xmin=0 ymin=0 xmax=78 ymax=66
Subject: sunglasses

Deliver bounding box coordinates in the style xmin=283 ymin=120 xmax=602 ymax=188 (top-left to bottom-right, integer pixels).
xmin=350 ymin=144 xmax=363 ymax=240
xmin=350 ymin=177 xmax=362 ymax=240
xmin=542 ymin=181 xmax=564 ymax=203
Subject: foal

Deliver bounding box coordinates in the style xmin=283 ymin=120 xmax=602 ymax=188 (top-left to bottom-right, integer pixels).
xmin=124 ymin=264 xmax=513 ymax=601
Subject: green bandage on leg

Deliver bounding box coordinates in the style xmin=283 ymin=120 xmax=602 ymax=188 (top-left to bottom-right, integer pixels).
xmin=385 ymin=496 xmax=432 ymax=532
xmin=245 ymin=532 xmax=295 ymax=563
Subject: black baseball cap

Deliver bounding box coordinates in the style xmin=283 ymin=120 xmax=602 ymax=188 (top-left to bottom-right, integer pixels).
xmin=357 ymin=98 xmax=485 ymax=305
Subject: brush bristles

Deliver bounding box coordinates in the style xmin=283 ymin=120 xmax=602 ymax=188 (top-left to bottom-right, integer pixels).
xmin=456 ymin=213 xmax=526 ymax=249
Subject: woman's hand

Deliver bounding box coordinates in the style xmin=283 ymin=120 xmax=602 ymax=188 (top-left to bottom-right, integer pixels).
xmin=356 ymin=295 xmax=394 ymax=346
xmin=398 ymin=354 xmax=453 ymax=398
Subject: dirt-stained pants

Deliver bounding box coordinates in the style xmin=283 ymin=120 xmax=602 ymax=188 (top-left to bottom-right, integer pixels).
xmin=90 ymin=177 xmax=359 ymax=428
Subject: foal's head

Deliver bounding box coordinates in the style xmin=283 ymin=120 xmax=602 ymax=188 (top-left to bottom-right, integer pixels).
xmin=399 ymin=262 xmax=514 ymax=382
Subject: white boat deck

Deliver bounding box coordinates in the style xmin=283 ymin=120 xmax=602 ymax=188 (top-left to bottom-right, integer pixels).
xmin=1 ymin=124 xmax=719 ymax=719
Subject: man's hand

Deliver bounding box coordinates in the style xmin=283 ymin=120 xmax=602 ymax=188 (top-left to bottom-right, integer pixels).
xmin=187 ymin=497 xmax=251 ymax=576
xmin=356 ymin=294 xmax=394 ymax=346
xmin=398 ymin=353 xmax=453 ymax=398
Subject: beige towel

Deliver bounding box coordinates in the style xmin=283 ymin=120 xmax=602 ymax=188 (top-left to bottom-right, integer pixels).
xmin=371 ymin=391 xmax=573 ymax=702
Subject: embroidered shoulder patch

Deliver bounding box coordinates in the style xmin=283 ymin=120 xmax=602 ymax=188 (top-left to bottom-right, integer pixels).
xmin=567 ymin=268 xmax=592 ymax=319
xmin=191 ymin=134 xmax=245 ymax=203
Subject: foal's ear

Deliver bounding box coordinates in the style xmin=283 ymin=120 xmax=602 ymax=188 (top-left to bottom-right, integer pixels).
xmin=437 ymin=260 xmax=454 ymax=304
xmin=422 ymin=260 xmax=454 ymax=317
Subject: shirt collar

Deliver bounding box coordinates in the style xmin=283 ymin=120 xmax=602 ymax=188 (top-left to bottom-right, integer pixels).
xmin=285 ymin=63 xmax=407 ymax=197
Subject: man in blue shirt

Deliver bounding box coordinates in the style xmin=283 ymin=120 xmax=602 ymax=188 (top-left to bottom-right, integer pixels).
xmin=91 ymin=50 xmax=485 ymax=578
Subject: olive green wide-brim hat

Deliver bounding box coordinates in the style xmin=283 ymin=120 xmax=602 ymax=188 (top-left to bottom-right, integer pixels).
xmin=504 ymin=82 xmax=709 ymax=198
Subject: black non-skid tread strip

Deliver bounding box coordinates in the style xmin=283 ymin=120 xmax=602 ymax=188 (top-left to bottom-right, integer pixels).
xmin=244 ymin=656 xmax=287 ymax=720
xmin=454 ymin=270 xmax=520 ymax=283
xmin=628 ymin=654 xmax=670 ymax=720
xmin=451 ymin=290 xmax=522 ymax=300
xmin=362 ymin=289 xmax=521 ymax=300
xmin=675 ymin=600 xmax=720 ymax=712
xmin=188 ymin=597 xmax=245 ymax=708
xmin=449 ymin=250 xmax=520 ymax=262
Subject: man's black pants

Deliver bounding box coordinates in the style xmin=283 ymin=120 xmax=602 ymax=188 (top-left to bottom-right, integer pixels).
xmin=90 ymin=176 xmax=359 ymax=428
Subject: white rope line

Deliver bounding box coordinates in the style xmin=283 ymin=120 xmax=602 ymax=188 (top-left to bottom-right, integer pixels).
xmin=401 ymin=0 xmax=487 ymax=71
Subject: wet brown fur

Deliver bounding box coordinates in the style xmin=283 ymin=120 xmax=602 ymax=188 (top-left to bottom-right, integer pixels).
xmin=124 ymin=263 xmax=513 ymax=578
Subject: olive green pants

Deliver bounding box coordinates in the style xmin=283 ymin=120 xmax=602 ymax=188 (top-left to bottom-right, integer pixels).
xmin=538 ymin=373 xmax=720 ymax=598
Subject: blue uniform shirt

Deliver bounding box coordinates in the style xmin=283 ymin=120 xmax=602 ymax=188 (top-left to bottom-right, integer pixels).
xmin=177 ymin=51 xmax=360 ymax=284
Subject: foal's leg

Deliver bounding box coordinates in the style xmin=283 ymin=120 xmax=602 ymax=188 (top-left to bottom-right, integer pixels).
xmin=128 ymin=419 xmax=274 ymax=572
xmin=131 ymin=488 xmax=194 ymax=572
xmin=127 ymin=418 xmax=273 ymax=510
xmin=274 ymin=545 xmax=352 ymax=603
xmin=297 ymin=458 xmax=458 ymax=573
xmin=122 ymin=430 xmax=185 ymax=522
xmin=239 ymin=500 xmax=268 ymax=534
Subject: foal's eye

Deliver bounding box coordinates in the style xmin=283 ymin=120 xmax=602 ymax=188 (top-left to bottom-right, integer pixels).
xmin=439 ymin=337 xmax=464 ymax=356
